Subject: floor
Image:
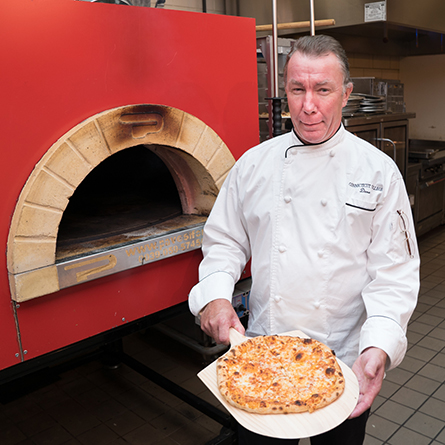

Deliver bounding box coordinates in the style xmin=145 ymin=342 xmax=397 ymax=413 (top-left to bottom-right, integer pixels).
xmin=1 ymin=225 xmax=445 ymax=445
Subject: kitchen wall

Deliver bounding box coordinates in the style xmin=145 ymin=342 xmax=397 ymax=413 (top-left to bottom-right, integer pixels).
xmin=348 ymin=54 xmax=400 ymax=81
xmin=346 ymin=52 xmax=445 ymax=142
xmin=347 ymin=51 xmax=445 ymax=142
xmin=400 ymin=54 xmax=445 ymax=141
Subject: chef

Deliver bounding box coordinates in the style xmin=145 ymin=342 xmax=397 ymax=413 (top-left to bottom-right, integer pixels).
xmin=189 ymin=35 xmax=419 ymax=444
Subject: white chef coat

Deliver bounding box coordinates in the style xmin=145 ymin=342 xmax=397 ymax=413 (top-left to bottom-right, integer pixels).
xmin=189 ymin=125 xmax=420 ymax=369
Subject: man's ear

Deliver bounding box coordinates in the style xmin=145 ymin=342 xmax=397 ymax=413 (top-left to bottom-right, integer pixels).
xmin=342 ymin=84 xmax=353 ymax=108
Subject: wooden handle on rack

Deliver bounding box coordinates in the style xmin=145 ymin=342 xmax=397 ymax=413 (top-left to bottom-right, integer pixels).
xmin=256 ymin=19 xmax=335 ymax=32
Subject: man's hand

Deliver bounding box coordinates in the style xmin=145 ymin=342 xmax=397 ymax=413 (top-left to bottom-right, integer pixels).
xmin=200 ymin=299 xmax=245 ymax=345
xmin=350 ymin=347 xmax=387 ymax=418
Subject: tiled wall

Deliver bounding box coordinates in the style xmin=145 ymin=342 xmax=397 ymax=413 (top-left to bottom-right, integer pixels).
xmin=348 ymin=53 xmax=401 ymax=80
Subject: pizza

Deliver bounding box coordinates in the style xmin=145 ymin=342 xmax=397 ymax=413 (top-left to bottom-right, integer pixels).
xmin=216 ymin=334 xmax=345 ymax=414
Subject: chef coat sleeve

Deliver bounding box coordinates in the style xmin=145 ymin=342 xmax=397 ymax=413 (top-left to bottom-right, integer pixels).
xmin=188 ymin=163 xmax=251 ymax=316
xmin=360 ymin=174 xmax=420 ymax=371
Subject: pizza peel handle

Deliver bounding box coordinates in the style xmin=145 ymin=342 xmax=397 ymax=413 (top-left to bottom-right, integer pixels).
xmin=229 ymin=328 xmax=248 ymax=346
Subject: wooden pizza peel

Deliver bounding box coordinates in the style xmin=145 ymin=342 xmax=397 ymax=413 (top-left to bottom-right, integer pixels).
xmin=197 ymin=328 xmax=359 ymax=439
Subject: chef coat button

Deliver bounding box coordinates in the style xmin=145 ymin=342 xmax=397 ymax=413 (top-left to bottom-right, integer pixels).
xmin=274 ymin=295 xmax=282 ymax=302
xmin=314 ymin=301 xmax=321 ymax=309
xmin=318 ymin=250 xmax=324 ymax=258
xmin=284 ymin=195 xmax=292 ymax=203
xmin=279 ymin=245 xmax=287 ymax=253
xmin=321 ymin=199 xmax=327 ymax=206
xmin=330 ymin=150 xmax=335 ymax=157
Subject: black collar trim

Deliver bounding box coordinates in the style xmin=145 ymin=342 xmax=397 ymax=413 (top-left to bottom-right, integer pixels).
xmin=285 ymin=125 xmax=342 ymax=158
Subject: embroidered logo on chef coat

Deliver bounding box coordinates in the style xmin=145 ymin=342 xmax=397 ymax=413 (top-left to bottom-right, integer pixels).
xmin=348 ymin=182 xmax=383 ymax=194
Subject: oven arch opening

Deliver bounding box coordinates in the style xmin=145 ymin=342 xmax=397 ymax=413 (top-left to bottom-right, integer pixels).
xmin=7 ymin=104 xmax=235 ymax=302
xmin=56 ymin=144 xmax=211 ymax=262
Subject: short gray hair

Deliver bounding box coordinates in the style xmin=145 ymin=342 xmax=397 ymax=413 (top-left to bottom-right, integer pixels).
xmin=283 ymin=35 xmax=352 ymax=90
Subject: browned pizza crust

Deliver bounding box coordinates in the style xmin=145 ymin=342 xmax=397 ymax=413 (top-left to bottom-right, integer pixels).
xmin=216 ymin=335 xmax=345 ymax=414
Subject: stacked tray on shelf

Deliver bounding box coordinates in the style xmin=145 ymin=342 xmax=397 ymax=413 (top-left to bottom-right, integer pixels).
xmin=343 ymin=94 xmax=386 ymax=116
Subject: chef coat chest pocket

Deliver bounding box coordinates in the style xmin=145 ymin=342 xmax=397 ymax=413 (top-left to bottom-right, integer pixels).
xmin=344 ymin=196 xmax=377 ymax=239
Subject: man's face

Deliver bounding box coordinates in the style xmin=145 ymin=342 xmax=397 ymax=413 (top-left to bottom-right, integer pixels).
xmin=285 ymin=51 xmax=352 ymax=145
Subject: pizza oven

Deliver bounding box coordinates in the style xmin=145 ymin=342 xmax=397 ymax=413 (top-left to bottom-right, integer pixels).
xmin=0 ymin=0 xmax=258 ymax=374
xmin=7 ymin=104 xmax=231 ymax=302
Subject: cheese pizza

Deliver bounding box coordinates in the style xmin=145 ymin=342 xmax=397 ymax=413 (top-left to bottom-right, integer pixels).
xmin=216 ymin=335 xmax=345 ymax=414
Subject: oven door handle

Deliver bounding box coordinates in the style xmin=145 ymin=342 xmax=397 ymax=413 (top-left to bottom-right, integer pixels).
xmin=420 ymin=175 xmax=445 ymax=190
xmin=374 ymin=138 xmax=397 ymax=163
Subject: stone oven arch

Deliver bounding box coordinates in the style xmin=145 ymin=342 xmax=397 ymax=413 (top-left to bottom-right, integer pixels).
xmin=7 ymin=104 xmax=235 ymax=302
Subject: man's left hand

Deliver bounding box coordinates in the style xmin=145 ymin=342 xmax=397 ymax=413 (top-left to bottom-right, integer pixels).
xmin=349 ymin=347 xmax=387 ymax=418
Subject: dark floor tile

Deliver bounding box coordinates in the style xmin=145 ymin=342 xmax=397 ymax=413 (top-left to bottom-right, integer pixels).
xmin=415 ymin=313 xmax=445 ymax=328
xmin=417 ymin=336 xmax=445 ymax=352
xmin=374 ymin=399 xmax=415 ymax=425
xmin=408 ymin=320 xmax=435 ymax=336
xmin=167 ymin=419 xmax=221 ymax=445
xmin=406 ymin=344 xmax=437 ymax=362
xmin=122 ymin=422 xmax=169 ymax=445
xmin=398 ymin=355 xmax=427 ymax=373
xmin=419 ymin=363 xmax=445 ymax=382
xmin=385 ymin=367 xmax=414 ymax=386
xmin=30 ymin=423 xmax=74 ymax=445
xmin=419 ymin=397 xmax=445 ymax=421
xmin=76 ymin=424 xmax=119 ymax=445
xmin=387 ymin=426 xmax=431 ymax=445
xmin=404 ymin=411 xmax=445 ymax=439
xmin=405 ymin=374 xmax=442 ymax=395
xmin=87 ymin=398 xmax=128 ymax=423
xmin=148 ymin=408 xmax=191 ymax=436
xmin=1 ymin=397 xmax=43 ymax=423
xmin=46 ymin=400 xmax=101 ymax=437
xmin=16 ymin=412 xmax=57 ymax=437
xmin=0 ymin=418 xmax=27 ymax=445
xmin=365 ymin=414 xmax=399 ymax=441
xmin=390 ymin=387 xmax=429 ymax=410
xmin=105 ymin=410 xmax=146 ymax=436
xmin=379 ymin=379 xmax=401 ymax=399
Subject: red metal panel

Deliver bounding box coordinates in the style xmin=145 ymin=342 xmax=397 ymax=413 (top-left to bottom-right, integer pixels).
xmin=0 ymin=0 xmax=259 ymax=368
xmin=17 ymin=252 xmax=203 ymax=360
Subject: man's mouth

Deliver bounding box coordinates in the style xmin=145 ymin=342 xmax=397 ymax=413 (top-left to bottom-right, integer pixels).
xmin=301 ymin=121 xmax=322 ymax=128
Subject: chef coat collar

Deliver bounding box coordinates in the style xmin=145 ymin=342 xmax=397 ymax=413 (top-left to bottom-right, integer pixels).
xmin=285 ymin=124 xmax=344 ymax=158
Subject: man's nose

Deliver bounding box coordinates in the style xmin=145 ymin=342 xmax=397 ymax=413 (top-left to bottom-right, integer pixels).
xmin=303 ymin=92 xmax=317 ymax=114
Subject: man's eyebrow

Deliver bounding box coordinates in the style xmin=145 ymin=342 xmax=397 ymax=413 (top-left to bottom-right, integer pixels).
xmin=315 ymin=80 xmax=336 ymax=87
xmin=288 ymin=79 xmax=334 ymax=87
xmin=288 ymin=80 xmax=304 ymax=86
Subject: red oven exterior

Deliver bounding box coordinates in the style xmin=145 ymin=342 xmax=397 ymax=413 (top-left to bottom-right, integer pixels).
xmin=0 ymin=0 xmax=259 ymax=372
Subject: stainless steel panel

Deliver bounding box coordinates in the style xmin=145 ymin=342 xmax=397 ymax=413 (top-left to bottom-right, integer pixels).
xmin=238 ymin=0 xmax=445 ymax=56
xmin=57 ymin=224 xmax=204 ymax=290
xmin=418 ymin=181 xmax=445 ymax=223
xmin=238 ymin=0 xmax=445 ymax=34
xmin=239 ymin=0 xmax=366 ymax=29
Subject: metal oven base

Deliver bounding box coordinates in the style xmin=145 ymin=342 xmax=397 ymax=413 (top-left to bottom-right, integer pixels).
xmin=0 ymin=302 xmax=238 ymax=444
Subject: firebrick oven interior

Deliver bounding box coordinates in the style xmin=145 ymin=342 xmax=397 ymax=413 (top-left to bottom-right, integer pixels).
xmin=56 ymin=145 xmax=183 ymax=261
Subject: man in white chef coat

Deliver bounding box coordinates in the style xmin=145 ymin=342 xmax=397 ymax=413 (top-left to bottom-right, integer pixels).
xmin=189 ymin=35 xmax=419 ymax=444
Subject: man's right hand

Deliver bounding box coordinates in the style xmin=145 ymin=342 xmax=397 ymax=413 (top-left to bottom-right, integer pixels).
xmin=200 ymin=299 xmax=245 ymax=345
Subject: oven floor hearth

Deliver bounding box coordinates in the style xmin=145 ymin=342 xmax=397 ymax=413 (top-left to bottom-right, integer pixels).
xmin=2 ymin=225 xmax=445 ymax=445
xmin=56 ymin=214 xmax=207 ymax=261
